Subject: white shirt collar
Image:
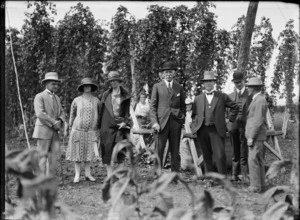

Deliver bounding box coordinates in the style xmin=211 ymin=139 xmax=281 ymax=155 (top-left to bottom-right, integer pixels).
xmin=46 ymin=89 xmax=54 ymax=95
xmin=236 ymin=87 xmax=245 ymax=94
xmin=164 ymin=80 xmax=173 ymax=87
xmin=204 ymin=89 xmax=215 ymax=95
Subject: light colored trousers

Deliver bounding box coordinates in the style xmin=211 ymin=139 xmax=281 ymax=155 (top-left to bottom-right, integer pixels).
xmin=36 ymin=132 xmax=61 ymax=175
xmin=248 ymin=140 xmax=265 ymax=188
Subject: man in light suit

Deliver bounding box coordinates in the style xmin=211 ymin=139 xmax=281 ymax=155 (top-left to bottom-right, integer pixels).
xmin=190 ymin=71 xmax=239 ymax=179
xmin=150 ymin=61 xmax=186 ymax=175
xmin=33 ymin=72 xmax=65 ymax=175
xmin=245 ymin=77 xmax=268 ymax=193
xmin=227 ymin=71 xmax=252 ymax=182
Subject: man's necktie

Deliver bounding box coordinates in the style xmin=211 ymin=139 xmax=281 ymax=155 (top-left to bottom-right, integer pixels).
xmin=238 ymin=90 xmax=242 ymax=98
xmin=52 ymin=94 xmax=59 ymax=118
xmin=168 ymin=83 xmax=172 ymax=94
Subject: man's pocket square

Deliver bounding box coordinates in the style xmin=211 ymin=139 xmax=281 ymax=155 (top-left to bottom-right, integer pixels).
xmin=176 ymin=93 xmax=180 ymax=96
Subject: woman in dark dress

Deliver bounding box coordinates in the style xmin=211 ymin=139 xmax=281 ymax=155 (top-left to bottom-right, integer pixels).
xmin=99 ymin=71 xmax=131 ymax=176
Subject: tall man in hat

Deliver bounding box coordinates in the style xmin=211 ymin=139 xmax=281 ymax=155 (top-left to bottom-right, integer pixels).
xmin=150 ymin=61 xmax=186 ymax=175
xmin=227 ymin=71 xmax=252 ymax=182
xmin=99 ymin=70 xmax=131 ymax=176
xmin=33 ymin=72 xmax=66 ymax=175
xmin=245 ymin=77 xmax=268 ymax=193
xmin=190 ymin=71 xmax=239 ymax=180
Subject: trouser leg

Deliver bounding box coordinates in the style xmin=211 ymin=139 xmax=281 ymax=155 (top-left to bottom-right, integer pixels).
xmin=197 ymin=126 xmax=214 ymax=173
xmin=156 ymin=121 xmax=169 ymax=171
xmin=248 ymin=140 xmax=265 ymax=188
xmin=37 ymin=139 xmax=51 ymax=174
xmin=239 ymin=130 xmax=248 ymax=175
xmin=48 ymin=132 xmax=61 ymax=175
xmin=210 ymin=126 xmax=226 ymax=175
xmin=168 ymin=117 xmax=181 ymax=172
xmin=230 ymin=129 xmax=240 ymax=176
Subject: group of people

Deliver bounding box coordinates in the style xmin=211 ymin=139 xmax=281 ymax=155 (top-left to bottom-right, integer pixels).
xmin=32 ymin=61 xmax=268 ymax=193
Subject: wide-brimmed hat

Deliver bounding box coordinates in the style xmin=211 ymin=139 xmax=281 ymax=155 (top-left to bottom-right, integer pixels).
xmin=232 ymin=70 xmax=245 ymax=82
xmin=41 ymin=72 xmax=61 ymax=83
xmin=201 ymin=71 xmax=217 ymax=81
xmin=106 ymin=71 xmax=123 ymax=84
xmin=77 ymin=77 xmax=98 ymax=92
xmin=160 ymin=61 xmax=177 ymax=71
xmin=246 ymin=77 xmax=264 ymax=87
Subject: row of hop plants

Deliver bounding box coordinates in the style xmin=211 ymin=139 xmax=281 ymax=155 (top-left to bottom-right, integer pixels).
xmin=4 ymin=138 xmax=299 ymax=219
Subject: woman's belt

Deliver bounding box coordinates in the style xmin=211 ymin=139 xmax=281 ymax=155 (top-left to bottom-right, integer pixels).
xmin=72 ymin=128 xmax=98 ymax=132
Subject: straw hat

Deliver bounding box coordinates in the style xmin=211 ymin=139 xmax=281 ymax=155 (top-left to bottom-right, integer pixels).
xmin=77 ymin=77 xmax=98 ymax=92
xmin=41 ymin=72 xmax=61 ymax=83
xmin=246 ymin=77 xmax=264 ymax=87
xmin=201 ymin=71 xmax=217 ymax=81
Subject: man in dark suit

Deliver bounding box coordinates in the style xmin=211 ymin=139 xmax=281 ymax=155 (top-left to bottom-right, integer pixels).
xmin=190 ymin=71 xmax=239 ymax=178
xmin=227 ymin=71 xmax=252 ymax=182
xmin=150 ymin=61 xmax=186 ymax=174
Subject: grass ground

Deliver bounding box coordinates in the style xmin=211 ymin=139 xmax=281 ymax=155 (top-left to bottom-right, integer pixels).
xmin=5 ymin=111 xmax=299 ymax=219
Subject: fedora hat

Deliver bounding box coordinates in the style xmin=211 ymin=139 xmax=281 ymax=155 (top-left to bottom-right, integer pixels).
xmin=201 ymin=71 xmax=217 ymax=81
xmin=77 ymin=77 xmax=98 ymax=92
xmin=246 ymin=77 xmax=264 ymax=87
xmin=106 ymin=71 xmax=123 ymax=84
xmin=41 ymin=72 xmax=61 ymax=83
xmin=160 ymin=61 xmax=177 ymax=71
xmin=232 ymin=70 xmax=245 ymax=82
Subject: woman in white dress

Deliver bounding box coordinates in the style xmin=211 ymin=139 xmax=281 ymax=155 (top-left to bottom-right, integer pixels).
xmin=66 ymin=78 xmax=101 ymax=183
xmin=134 ymin=91 xmax=150 ymax=128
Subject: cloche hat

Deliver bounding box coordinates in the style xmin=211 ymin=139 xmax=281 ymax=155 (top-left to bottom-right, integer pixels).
xmin=245 ymin=77 xmax=264 ymax=87
xmin=106 ymin=71 xmax=123 ymax=84
xmin=77 ymin=77 xmax=98 ymax=92
xmin=41 ymin=72 xmax=61 ymax=83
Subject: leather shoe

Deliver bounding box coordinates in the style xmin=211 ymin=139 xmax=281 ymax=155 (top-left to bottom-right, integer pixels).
xmin=231 ymin=175 xmax=242 ymax=182
xmin=85 ymin=175 xmax=96 ymax=182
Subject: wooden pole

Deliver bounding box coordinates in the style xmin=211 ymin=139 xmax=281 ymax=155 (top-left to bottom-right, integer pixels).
xmin=184 ymin=118 xmax=203 ymax=176
xmin=237 ymin=2 xmax=258 ymax=72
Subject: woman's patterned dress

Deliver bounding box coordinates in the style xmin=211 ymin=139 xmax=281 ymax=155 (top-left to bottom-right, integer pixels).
xmin=66 ymin=95 xmax=100 ymax=162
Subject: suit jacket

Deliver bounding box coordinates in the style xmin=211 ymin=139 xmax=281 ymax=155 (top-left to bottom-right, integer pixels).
xmin=227 ymin=89 xmax=251 ymax=129
xmin=245 ymin=93 xmax=268 ymax=141
xmin=32 ymin=90 xmax=65 ymax=139
xmin=150 ymin=80 xmax=186 ymax=130
xmin=190 ymin=91 xmax=239 ymax=138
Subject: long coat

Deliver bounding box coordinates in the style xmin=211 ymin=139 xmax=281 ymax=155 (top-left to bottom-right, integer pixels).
xmin=245 ymin=93 xmax=268 ymax=141
xmin=149 ymin=80 xmax=186 ymax=130
xmin=99 ymin=86 xmax=131 ymax=164
xmin=32 ymin=90 xmax=65 ymax=139
xmin=190 ymin=91 xmax=239 ymax=138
